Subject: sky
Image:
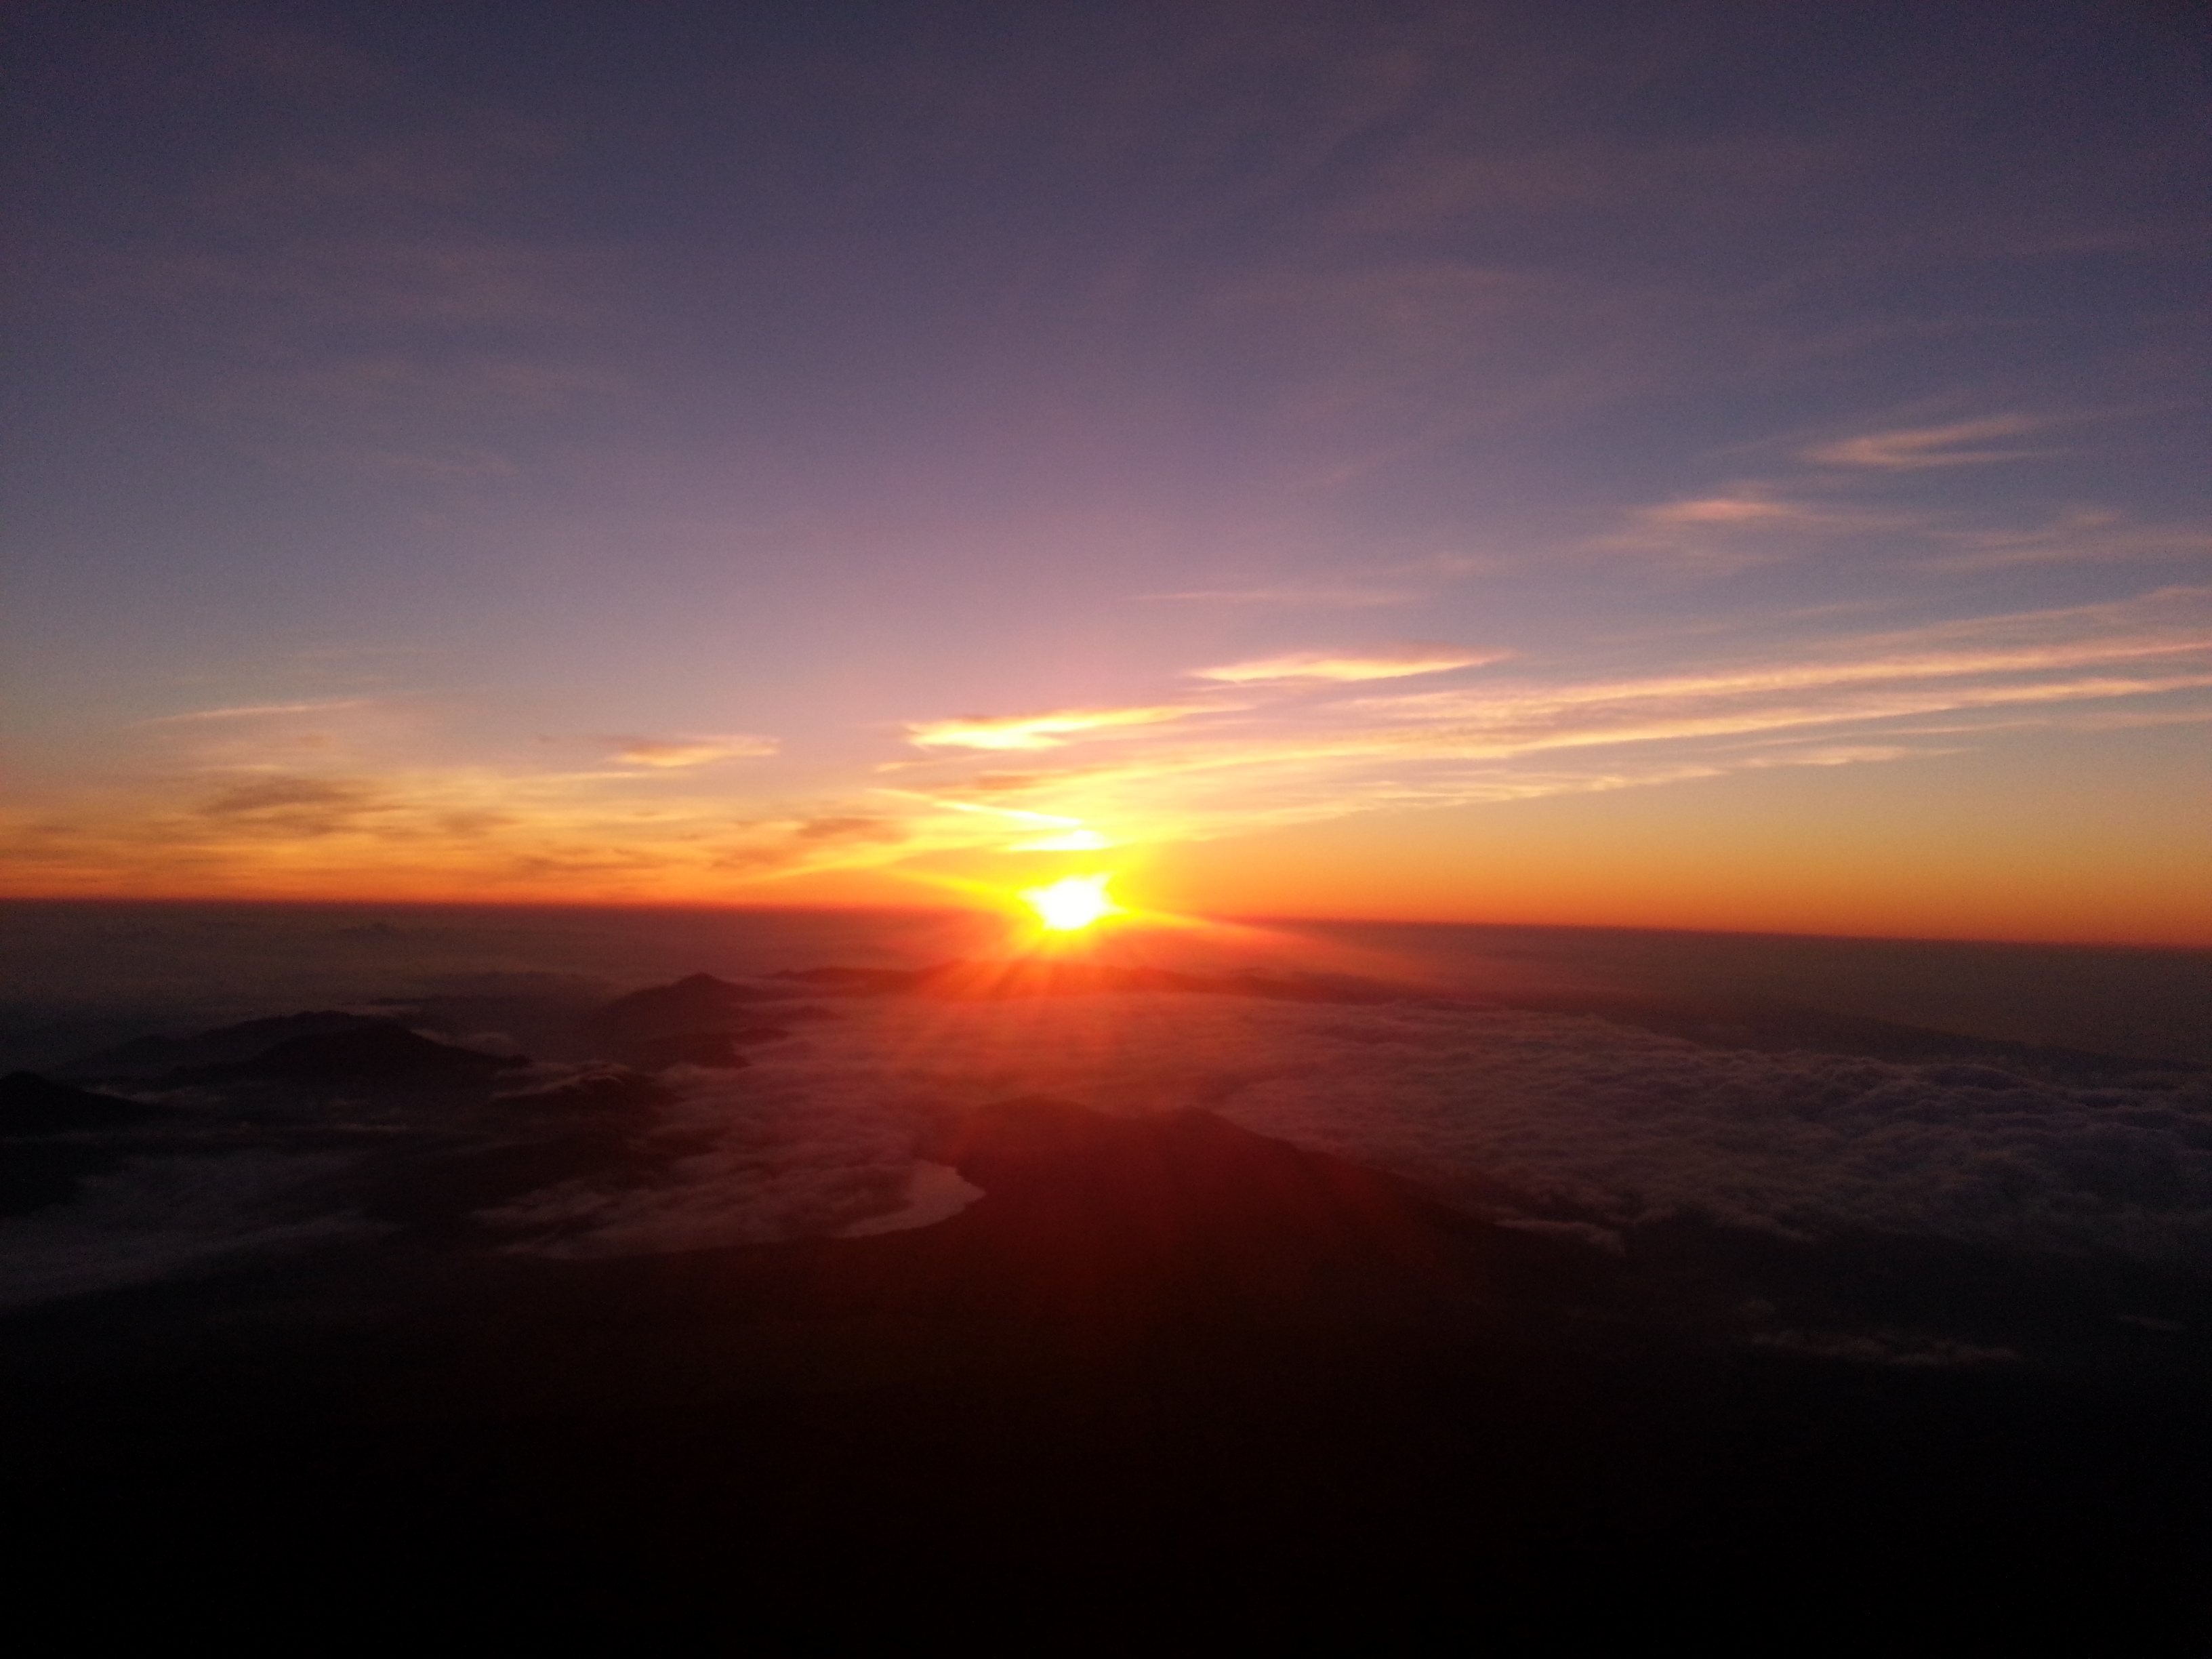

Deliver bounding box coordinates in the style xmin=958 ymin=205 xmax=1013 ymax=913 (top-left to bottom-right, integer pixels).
xmin=4 ymin=1 xmax=2209 ymax=943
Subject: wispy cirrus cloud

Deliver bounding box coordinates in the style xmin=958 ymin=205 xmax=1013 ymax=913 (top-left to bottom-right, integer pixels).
xmin=1347 ymin=670 xmax=2212 ymax=764
xmin=140 ymin=699 xmax=381 ymax=724
xmin=1637 ymin=495 xmax=1811 ymax=527
xmin=874 ymin=794 xmax=1111 ymax=851
xmin=1594 ymin=409 xmax=2200 ymax=573
xmin=1594 ymin=489 xmax=1917 ymax=566
xmin=1800 ymin=414 xmax=2061 ymax=470
xmin=877 ymin=588 xmax=2212 ymax=846
xmin=1353 ymin=615 xmax=2212 ymax=728
xmin=904 ymin=703 xmax=1228 ymax=752
xmin=1194 ymin=644 xmax=1506 ymax=683
xmin=610 ymin=735 xmax=780 ymax=768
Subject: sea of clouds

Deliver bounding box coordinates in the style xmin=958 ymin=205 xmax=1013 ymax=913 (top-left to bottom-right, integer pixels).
xmin=6 ymin=989 xmax=2208 ymax=1309
xmin=486 ymin=994 xmax=2212 ymax=1263
xmin=0 ymin=1149 xmax=385 ymax=1310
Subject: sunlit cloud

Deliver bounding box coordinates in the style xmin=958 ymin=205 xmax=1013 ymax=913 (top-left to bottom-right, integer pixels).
xmin=905 ymin=703 xmax=1226 ymax=751
xmin=1800 ymin=414 xmax=2058 ymax=470
xmin=1640 ymin=496 xmax=1806 ymax=525
xmin=875 ymin=791 xmax=1113 ymax=852
xmin=905 ymin=798 xmax=1083 ymax=826
xmin=1359 ymin=672 xmax=2212 ymax=760
xmin=1596 ymin=491 xmax=1923 ymax=564
xmin=870 ymin=588 xmax=2212 ymax=850
xmin=610 ymin=734 xmax=780 ymax=767
xmin=1194 ymin=644 xmax=1507 ymax=683
xmin=141 ymin=699 xmax=380 ymax=724
xmin=1009 ymin=829 xmax=1113 ymax=852
xmin=1354 ymin=639 xmax=2212 ymax=725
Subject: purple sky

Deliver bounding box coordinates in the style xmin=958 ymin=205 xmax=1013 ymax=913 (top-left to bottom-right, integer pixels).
xmin=5 ymin=2 xmax=2208 ymax=937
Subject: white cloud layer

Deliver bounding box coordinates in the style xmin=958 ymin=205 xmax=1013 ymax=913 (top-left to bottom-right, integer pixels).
xmin=481 ymin=994 xmax=2212 ymax=1263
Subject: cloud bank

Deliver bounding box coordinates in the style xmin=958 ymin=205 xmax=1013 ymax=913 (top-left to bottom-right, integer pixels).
xmin=478 ymin=994 xmax=2212 ymax=1265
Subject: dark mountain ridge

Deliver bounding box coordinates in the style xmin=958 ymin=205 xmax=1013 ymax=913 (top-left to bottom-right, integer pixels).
xmin=56 ymin=1010 xmax=390 ymax=1080
xmin=163 ymin=1023 xmax=528 ymax=1086
xmin=6 ymin=1092 xmax=2206 ymax=1641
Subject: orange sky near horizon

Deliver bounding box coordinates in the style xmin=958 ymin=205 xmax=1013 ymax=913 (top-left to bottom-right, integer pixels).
xmin=5 ymin=7 xmax=2208 ymax=954
xmin=9 ymin=716 xmax=2201 ymax=950
xmin=1130 ymin=729 xmax=2212 ymax=948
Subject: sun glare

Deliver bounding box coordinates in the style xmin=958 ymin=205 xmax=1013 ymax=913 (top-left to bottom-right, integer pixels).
xmin=1017 ymin=873 xmax=1122 ymax=931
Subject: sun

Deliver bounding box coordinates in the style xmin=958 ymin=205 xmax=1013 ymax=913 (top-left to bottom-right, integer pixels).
xmin=1017 ymin=872 xmax=1122 ymax=931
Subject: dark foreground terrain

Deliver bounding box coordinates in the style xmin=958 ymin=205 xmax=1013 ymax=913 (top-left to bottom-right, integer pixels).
xmin=7 ymin=944 xmax=2211 ymax=1645
xmin=9 ymin=1087 xmax=2210 ymax=1644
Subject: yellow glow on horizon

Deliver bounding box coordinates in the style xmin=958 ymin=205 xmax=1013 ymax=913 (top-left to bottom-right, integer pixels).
xmin=1017 ymin=872 xmax=1122 ymax=930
